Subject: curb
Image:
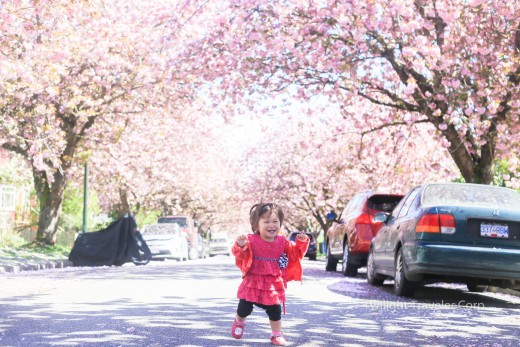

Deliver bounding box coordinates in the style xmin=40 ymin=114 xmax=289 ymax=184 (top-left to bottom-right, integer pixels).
xmin=485 ymin=286 xmax=520 ymax=298
xmin=0 ymin=259 xmax=73 ymax=274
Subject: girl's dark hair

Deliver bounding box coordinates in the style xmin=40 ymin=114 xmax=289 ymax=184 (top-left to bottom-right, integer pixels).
xmin=249 ymin=203 xmax=284 ymax=233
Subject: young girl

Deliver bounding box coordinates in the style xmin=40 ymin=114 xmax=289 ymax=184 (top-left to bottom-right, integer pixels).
xmin=231 ymin=203 xmax=309 ymax=346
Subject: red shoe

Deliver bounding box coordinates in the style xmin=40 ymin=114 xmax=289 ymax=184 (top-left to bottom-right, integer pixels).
xmin=231 ymin=319 xmax=245 ymax=339
xmin=271 ymin=335 xmax=287 ymax=346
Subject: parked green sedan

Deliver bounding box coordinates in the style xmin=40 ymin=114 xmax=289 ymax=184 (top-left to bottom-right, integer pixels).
xmin=367 ymin=182 xmax=520 ymax=297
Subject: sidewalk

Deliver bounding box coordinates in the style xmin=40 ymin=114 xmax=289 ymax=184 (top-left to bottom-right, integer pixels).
xmin=0 ymin=258 xmax=72 ymax=273
xmin=0 ymin=248 xmax=72 ymax=274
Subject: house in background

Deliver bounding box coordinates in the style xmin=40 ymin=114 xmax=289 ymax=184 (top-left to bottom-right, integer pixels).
xmin=0 ymin=150 xmax=77 ymax=246
xmin=0 ymin=184 xmax=33 ymax=230
xmin=0 ymin=149 xmax=33 ymax=233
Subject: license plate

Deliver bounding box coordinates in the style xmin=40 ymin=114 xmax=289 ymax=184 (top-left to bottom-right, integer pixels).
xmin=480 ymin=223 xmax=509 ymax=238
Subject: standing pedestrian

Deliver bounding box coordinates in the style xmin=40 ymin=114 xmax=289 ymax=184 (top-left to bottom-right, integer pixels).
xmin=231 ymin=202 xmax=309 ymax=346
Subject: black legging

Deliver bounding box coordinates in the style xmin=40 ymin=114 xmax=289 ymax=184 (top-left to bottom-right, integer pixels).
xmin=236 ymin=299 xmax=282 ymax=321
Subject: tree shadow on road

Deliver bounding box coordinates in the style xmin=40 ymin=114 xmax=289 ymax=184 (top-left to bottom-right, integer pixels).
xmin=0 ymin=259 xmax=518 ymax=346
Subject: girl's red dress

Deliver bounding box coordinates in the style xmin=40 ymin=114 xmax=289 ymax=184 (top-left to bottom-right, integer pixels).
xmin=232 ymin=233 xmax=309 ymax=306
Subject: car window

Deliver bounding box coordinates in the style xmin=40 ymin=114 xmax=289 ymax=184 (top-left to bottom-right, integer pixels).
xmin=346 ymin=195 xmax=364 ymax=218
xmin=143 ymin=224 xmax=181 ymax=236
xmin=367 ymin=195 xmax=403 ymax=212
xmin=353 ymin=195 xmax=366 ymax=213
xmin=397 ymin=188 xmax=420 ymax=218
xmin=391 ymin=190 xmax=414 ymax=217
xmin=340 ymin=195 xmax=358 ymax=221
xmin=339 ymin=207 xmax=348 ymax=222
xmin=157 ymin=217 xmax=189 ymax=227
xmin=423 ymin=184 xmax=520 ymax=208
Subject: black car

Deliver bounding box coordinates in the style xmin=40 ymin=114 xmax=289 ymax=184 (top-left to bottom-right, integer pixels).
xmin=288 ymin=232 xmax=317 ymax=260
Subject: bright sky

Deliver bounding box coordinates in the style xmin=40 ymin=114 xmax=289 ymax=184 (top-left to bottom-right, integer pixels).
xmin=217 ymin=90 xmax=341 ymax=160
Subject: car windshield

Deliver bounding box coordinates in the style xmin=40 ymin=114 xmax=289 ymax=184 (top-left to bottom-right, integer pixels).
xmin=157 ymin=217 xmax=188 ymax=228
xmin=422 ymin=184 xmax=520 ymax=208
xmin=143 ymin=224 xmax=181 ymax=236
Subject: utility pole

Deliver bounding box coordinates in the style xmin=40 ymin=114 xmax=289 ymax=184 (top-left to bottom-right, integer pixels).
xmin=82 ymin=162 xmax=88 ymax=233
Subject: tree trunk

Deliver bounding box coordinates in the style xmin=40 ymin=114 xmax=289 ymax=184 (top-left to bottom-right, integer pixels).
xmin=442 ymin=126 xmax=494 ymax=184
xmin=437 ymin=99 xmax=501 ymax=185
xmin=112 ymin=188 xmax=140 ymax=218
xmin=33 ymin=169 xmax=67 ymax=245
xmin=116 ymin=188 xmax=131 ymax=218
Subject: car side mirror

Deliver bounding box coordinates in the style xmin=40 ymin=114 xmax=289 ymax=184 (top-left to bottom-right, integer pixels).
xmin=326 ymin=211 xmax=337 ymax=221
xmin=373 ymin=212 xmax=389 ymax=223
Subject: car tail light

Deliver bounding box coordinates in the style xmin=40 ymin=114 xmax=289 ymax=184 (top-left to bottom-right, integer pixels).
xmin=416 ymin=214 xmax=456 ymax=234
xmin=439 ymin=214 xmax=456 ymax=234
xmin=355 ymin=214 xmax=371 ymax=225
xmin=358 ymin=213 xmax=384 ymax=235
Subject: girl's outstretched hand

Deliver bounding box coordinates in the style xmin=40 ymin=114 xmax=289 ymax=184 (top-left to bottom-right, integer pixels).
xmin=295 ymin=232 xmax=309 ymax=242
xmin=236 ymin=234 xmax=248 ymax=247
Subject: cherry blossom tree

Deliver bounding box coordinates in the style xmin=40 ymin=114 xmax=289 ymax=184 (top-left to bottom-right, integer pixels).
xmin=186 ymin=0 xmax=520 ymax=185
xmin=70 ymin=98 xmax=247 ymax=236
xmin=235 ymin=101 xmax=458 ymax=238
xmin=3 ymin=0 xmax=518 ymax=247
xmin=0 ymin=0 xmax=196 ymax=244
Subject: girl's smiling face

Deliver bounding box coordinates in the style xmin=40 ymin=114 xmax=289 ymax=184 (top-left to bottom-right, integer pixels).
xmin=258 ymin=212 xmax=281 ymax=242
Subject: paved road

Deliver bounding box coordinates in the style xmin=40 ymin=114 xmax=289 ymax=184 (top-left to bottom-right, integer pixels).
xmin=0 ymin=257 xmax=519 ymax=346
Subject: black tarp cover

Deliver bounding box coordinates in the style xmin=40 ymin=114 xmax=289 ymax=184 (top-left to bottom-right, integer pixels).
xmin=68 ymin=214 xmax=151 ymax=267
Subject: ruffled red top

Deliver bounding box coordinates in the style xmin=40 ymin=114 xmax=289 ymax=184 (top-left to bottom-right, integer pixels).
xmin=233 ymin=233 xmax=309 ymax=306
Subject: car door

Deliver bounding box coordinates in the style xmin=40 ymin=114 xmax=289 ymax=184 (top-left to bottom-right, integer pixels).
xmin=371 ymin=218 xmax=388 ymax=269
xmin=329 ymin=196 xmax=356 ymax=255
xmin=375 ymin=212 xmax=400 ymax=271
xmin=335 ymin=194 xmax=366 ymax=255
xmin=380 ymin=188 xmax=420 ymax=269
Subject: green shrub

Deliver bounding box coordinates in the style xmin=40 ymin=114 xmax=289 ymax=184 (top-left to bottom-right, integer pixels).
xmin=0 ymin=230 xmax=25 ymax=248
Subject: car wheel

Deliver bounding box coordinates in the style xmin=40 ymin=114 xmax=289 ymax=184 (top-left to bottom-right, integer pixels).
xmin=394 ymin=248 xmax=415 ymax=297
xmin=309 ymin=255 xmax=317 ymax=261
xmin=325 ymin=244 xmax=338 ymax=272
xmin=467 ymin=284 xmax=488 ymax=293
xmin=367 ymin=248 xmax=385 ymax=285
xmin=342 ymin=243 xmax=358 ymax=277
